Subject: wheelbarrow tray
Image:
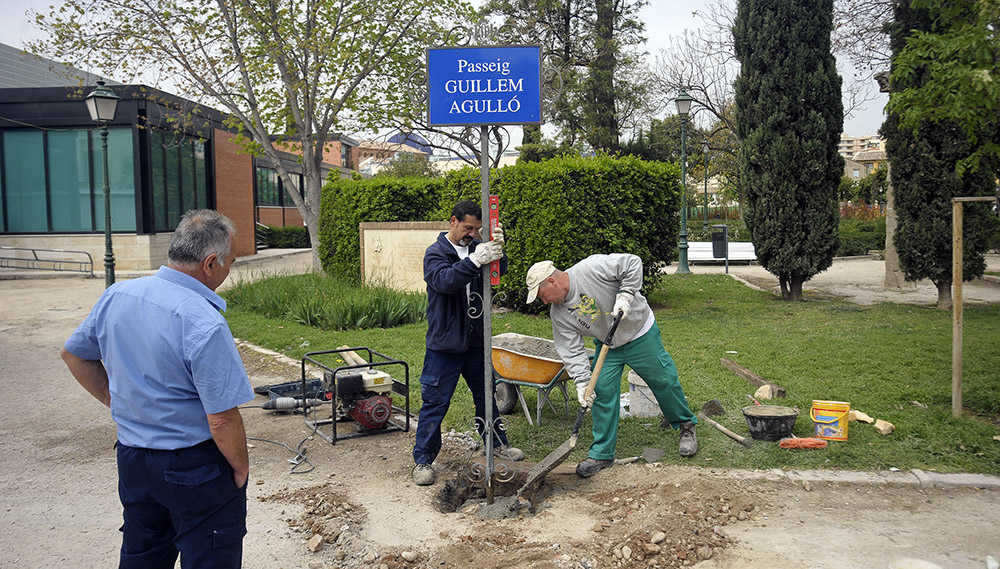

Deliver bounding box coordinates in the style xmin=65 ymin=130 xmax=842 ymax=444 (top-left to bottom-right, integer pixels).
xmin=491 ymin=333 xmax=569 ymax=385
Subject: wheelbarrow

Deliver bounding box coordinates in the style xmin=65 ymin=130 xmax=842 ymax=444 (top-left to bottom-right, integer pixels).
xmin=491 ymin=333 xmax=592 ymax=426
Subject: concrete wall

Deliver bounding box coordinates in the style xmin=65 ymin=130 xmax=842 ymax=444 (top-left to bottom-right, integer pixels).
xmin=0 ymin=233 xmax=173 ymax=270
xmin=213 ymin=128 xmax=256 ymax=257
xmin=360 ymin=221 xmax=448 ymax=292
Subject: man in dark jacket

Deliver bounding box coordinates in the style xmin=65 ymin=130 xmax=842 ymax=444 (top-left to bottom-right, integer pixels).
xmin=412 ymin=200 xmax=525 ymax=486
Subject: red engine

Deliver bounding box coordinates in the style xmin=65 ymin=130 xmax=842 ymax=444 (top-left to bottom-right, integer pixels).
xmin=347 ymin=394 xmax=392 ymax=430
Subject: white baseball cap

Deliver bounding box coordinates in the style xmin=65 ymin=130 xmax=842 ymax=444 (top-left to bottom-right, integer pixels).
xmin=525 ymin=260 xmax=557 ymax=303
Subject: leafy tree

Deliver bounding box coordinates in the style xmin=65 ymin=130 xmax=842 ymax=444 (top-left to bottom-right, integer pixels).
xmin=32 ymin=0 xmax=462 ymax=270
xmin=375 ymin=153 xmax=440 ymax=178
xmin=887 ymin=0 xmax=1000 ymax=176
xmin=734 ymin=0 xmax=844 ymax=301
xmin=483 ymin=0 xmax=648 ymax=151
xmin=882 ymin=0 xmax=998 ymax=309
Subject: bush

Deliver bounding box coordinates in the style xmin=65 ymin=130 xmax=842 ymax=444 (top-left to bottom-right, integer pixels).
xmin=685 ymin=219 xmax=749 ymax=242
xmin=318 ymin=176 xmax=443 ymax=281
xmin=265 ymin=225 xmax=310 ymax=248
xmin=495 ymin=154 xmax=680 ymax=311
xmin=837 ymin=218 xmax=886 ymax=256
xmin=224 ymin=273 xmax=427 ymax=330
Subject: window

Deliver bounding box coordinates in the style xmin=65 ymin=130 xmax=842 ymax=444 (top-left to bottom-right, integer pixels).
xmin=148 ymin=129 xmax=210 ymax=232
xmin=852 ymin=168 xmax=860 ymax=179
xmin=1 ymin=127 xmax=135 ymax=233
xmin=255 ymin=167 xmax=302 ymax=207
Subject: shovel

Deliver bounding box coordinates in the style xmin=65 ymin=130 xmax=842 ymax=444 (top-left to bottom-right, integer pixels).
xmin=517 ymin=311 xmax=623 ymax=495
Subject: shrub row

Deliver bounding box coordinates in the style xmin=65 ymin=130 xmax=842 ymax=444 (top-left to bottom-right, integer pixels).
xmin=837 ymin=218 xmax=886 ymax=256
xmin=264 ymin=225 xmax=310 ymax=249
xmin=319 ymin=155 xmax=682 ymax=311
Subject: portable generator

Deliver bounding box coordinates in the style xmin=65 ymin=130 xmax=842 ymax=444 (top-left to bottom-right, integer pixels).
xmin=300 ymin=347 xmax=410 ymax=444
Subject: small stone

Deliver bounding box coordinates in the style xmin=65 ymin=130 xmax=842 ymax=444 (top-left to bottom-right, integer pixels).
xmin=874 ymin=419 xmax=895 ymax=435
xmin=401 ymin=551 xmax=418 ymax=562
xmin=802 ymin=481 xmax=812 ymax=492
xmin=643 ymin=543 xmax=661 ymax=554
xmin=613 ymin=547 xmax=623 ymax=559
xmin=306 ymin=534 xmax=323 ymax=552
xmin=622 ymin=546 xmax=632 ymax=561
xmin=650 ymin=531 xmax=666 ymax=544
xmin=308 ymin=562 xmax=323 ymax=569
xmin=737 ymin=511 xmax=749 ymax=520
xmin=592 ymin=523 xmax=605 ymax=533
xmin=256 ymin=480 xmax=265 ymax=485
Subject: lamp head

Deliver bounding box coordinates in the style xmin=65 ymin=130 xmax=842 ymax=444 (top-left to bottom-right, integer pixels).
xmin=85 ymin=81 xmax=119 ymax=123
xmin=674 ymin=89 xmax=694 ymax=117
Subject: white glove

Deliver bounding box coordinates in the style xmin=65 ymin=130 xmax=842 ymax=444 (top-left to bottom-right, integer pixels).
xmin=576 ymin=379 xmax=596 ymax=408
xmin=491 ymin=223 xmax=504 ymax=245
xmin=469 ymin=240 xmax=503 ymax=267
xmin=613 ymin=292 xmax=633 ymax=318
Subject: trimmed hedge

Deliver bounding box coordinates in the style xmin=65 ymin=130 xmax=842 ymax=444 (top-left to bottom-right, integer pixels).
xmin=318 ymin=154 xmax=681 ymax=312
xmin=495 ymin=154 xmax=680 ymax=312
xmin=319 ymin=176 xmax=444 ymax=281
xmin=837 ymin=218 xmax=886 ymax=256
xmin=265 ymin=225 xmax=310 ymax=249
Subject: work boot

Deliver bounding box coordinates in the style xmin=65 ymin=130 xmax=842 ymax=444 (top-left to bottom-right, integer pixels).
xmin=575 ymin=458 xmax=613 ymax=478
xmin=485 ymin=445 xmax=526 ymax=461
xmin=678 ymin=421 xmax=699 ymax=457
xmin=412 ymin=463 xmax=435 ymax=486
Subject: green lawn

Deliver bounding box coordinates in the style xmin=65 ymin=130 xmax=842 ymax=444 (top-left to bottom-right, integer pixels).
xmin=224 ymin=274 xmax=1000 ymax=474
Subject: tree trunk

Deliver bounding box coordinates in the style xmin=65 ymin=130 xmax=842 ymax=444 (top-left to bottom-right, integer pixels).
xmin=587 ymin=0 xmax=619 ymax=151
xmin=779 ymin=275 xmax=789 ymax=299
xmin=788 ymin=275 xmax=805 ymax=301
xmin=935 ymin=279 xmax=952 ymax=310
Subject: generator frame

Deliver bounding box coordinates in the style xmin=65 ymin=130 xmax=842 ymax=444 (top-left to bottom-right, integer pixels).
xmin=300 ymin=347 xmax=410 ymax=444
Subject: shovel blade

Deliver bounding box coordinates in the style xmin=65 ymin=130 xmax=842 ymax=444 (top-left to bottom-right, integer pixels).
xmin=518 ymin=434 xmax=577 ymax=495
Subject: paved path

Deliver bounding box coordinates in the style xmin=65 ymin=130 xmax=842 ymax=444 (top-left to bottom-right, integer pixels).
xmin=688 ymin=253 xmax=1000 ymax=305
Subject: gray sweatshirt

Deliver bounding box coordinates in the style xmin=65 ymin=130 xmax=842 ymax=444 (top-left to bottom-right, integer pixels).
xmin=550 ymin=253 xmax=654 ymax=385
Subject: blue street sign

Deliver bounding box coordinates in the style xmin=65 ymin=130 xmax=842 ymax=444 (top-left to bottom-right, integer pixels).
xmin=426 ymin=46 xmax=542 ymax=126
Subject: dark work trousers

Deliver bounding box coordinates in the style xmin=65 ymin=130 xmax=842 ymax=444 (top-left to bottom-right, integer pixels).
xmin=116 ymin=439 xmax=247 ymax=569
xmin=413 ymin=347 xmax=509 ymax=465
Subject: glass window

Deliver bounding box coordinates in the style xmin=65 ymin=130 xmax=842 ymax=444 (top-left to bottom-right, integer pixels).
xmin=181 ymin=138 xmax=195 ymax=215
xmin=150 ymin=130 xmax=168 ymax=231
xmin=165 ymin=139 xmax=181 ymax=228
xmin=91 ymin=127 xmax=136 ymax=232
xmin=3 ymin=131 xmax=47 ymax=232
xmin=48 ymin=130 xmax=92 ymax=232
xmin=194 ymin=140 xmax=208 ymax=209
xmin=256 ymin=167 xmax=280 ymax=206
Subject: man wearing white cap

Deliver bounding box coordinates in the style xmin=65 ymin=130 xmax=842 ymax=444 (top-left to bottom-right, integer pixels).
xmin=526 ymin=254 xmax=697 ymax=477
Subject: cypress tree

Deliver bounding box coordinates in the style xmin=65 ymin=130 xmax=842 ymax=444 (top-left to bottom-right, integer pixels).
xmin=882 ymin=0 xmax=997 ymax=309
xmin=733 ymin=0 xmax=844 ymax=300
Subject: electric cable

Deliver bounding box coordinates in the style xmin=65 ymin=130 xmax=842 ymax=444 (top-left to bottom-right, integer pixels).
xmin=247 ymin=422 xmax=319 ymax=474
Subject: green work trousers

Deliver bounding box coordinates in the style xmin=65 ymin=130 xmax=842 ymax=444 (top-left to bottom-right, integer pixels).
xmin=588 ymin=322 xmax=696 ymax=460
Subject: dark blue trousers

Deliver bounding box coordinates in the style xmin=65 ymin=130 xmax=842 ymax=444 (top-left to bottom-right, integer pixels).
xmin=413 ymin=347 xmax=509 ymax=465
xmin=116 ymin=439 xmax=247 ymax=569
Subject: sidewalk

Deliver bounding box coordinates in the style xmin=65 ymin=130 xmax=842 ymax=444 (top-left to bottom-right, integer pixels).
xmin=687 ymin=252 xmax=1000 ymax=306
xmin=0 ymin=247 xmax=314 ymax=290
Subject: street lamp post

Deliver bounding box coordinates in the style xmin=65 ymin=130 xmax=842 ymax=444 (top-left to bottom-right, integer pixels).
xmin=675 ymin=90 xmax=693 ymax=274
xmin=702 ymin=139 xmax=710 ymax=230
xmin=85 ymin=81 xmax=120 ymax=288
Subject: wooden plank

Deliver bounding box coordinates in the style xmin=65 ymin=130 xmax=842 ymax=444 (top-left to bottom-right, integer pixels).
xmin=720 ymin=358 xmax=787 ymax=398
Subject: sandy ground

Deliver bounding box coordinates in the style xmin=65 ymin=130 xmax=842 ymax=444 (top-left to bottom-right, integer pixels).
xmin=1 ymin=254 xmax=998 ymax=569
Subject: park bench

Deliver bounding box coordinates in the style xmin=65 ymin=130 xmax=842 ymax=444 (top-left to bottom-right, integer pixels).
xmin=687 ymin=241 xmax=757 ymax=263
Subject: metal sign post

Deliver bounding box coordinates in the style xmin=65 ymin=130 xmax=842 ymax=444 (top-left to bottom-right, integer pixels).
xmin=426 ymin=44 xmax=541 ymax=503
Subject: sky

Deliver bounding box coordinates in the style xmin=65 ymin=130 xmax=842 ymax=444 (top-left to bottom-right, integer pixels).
xmin=3 ymin=0 xmax=887 ymax=137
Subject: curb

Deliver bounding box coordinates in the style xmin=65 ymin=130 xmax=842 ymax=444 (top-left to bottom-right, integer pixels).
xmin=702 ymin=466 xmax=1000 ymax=490
xmin=233 ymin=248 xmax=312 ymax=268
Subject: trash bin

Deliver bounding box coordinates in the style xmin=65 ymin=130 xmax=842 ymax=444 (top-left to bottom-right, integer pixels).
xmin=711 ymin=224 xmax=728 ymax=258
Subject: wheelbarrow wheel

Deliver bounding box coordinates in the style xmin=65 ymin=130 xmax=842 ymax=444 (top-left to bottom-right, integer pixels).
xmin=494 ymin=375 xmax=517 ymax=415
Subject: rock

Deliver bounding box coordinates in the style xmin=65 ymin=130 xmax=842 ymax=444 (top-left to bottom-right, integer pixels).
xmin=650 ymin=531 xmax=666 ymax=544
xmin=802 ymin=481 xmax=812 ymax=492
xmin=364 ymin=550 xmax=378 ymax=562
xmin=987 ymin=556 xmax=998 ymax=569
xmin=592 ymin=523 xmax=605 ymax=533
xmin=621 ymin=546 xmax=633 ymax=561
xmin=307 ymin=562 xmax=323 ymax=569
xmin=874 ymin=419 xmax=895 ymax=435
xmin=401 ymin=551 xmax=418 ymax=562
xmin=848 ymin=410 xmax=874 ymax=423
xmin=737 ymin=511 xmax=749 ymax=520
xmin=643 ymin=543 xmax=661 ymax=554
xmin=306 ymin=534 xmax=323 ymax=552
xmin=753 ymin=384 xmax=775 ymax=400
xmin=993 ymin=435 xmax=1000 ymax=442
xmin=698 ymin=546 xmax=713 ymax=560
xmin=613 ymin=547 xmax=622 ymax=559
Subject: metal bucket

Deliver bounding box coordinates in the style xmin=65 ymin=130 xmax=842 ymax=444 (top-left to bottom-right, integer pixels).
xmin=741 ymin=405 xmax=798 ymax=441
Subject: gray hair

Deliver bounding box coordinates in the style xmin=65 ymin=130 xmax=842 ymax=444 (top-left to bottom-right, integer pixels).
xmin=168 ymin=210 xmax=236 ymax=267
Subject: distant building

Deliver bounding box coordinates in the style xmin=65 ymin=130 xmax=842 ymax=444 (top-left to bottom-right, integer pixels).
xmin=837 ymin=134 xmax=884 ymax=160
xmin=356 ymin=140 xmax=430 ymax=176
xmin=429 ymin=150 xmax=519 ymax=173
xmin=0 ymin=43 xmax=354 ymax=269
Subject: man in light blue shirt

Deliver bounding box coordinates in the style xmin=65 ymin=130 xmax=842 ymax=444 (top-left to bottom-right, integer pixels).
xmin=61 ymin=209 xmax=254 ymax=569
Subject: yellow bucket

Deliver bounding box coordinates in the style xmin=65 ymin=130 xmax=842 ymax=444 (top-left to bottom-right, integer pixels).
xmin=810 ymin=400 xmax=850 ymax=441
